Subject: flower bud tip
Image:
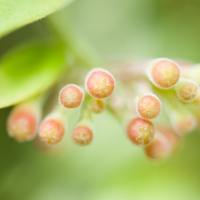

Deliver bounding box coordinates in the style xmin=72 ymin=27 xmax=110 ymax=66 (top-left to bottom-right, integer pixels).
xmin=126 ymin=118 xmax=154 ymax=146
xmin=72 ymin=125 xmax=93 ymax=146
xmin=59 ymin=84 xmax=84 ymax=109
xmin=147 ymin=58 xmax=180 ymax=89
xmin=85 ymin=68 xmax=115 ymax=99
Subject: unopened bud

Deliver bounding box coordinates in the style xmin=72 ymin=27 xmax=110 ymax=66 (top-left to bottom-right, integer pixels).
xmin=147 ymin=58 xmax=180 ymax=89
xmin=39 ymin=112 xmax=65 ymax=145
xmin=89 ymin=99 xmax=105 ymax=114
xmin=59 ymin=84 xmax=84 ymax=108
xmin=175 ymin=78 xmax=199 ymax=102
xmin=170 ymin=108 xmax=197 ymax=135
xmin=158 ymin=126 xmax=180 ymax=151
xmin=7 ymin=101 xmax=41 ymax=142
xmin=135 ymin=93 xmax=162 ymax=120
xmin=144 ymin=132 xmax=172 ymax=160
xmin=72 ymin=122 xmax=93 ymax=146
xmin=85 ymin=68 xmax=115 ymax=99
xmin=126 ymin=118 xmax=154 ymax=146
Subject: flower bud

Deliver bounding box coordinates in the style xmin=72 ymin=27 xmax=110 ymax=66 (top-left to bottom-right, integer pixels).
xmin=72 ymin=123 xmax=93 ymax=146
xmin=175 ymin=78 xmax=199 ymax=102
xmin=126 ymin=118 xmax=154 ymax=146
xmin=173 ymin=114 xmax=197 ymax=135
xmin=89 ymin=99 xmax=105 ymax=114
xmin=85 ymin=68 xmax=115 ymax=99
xmin=144 ymin=132 xmax=172 ymax=160
xmin=169 ymin=108 xmax=197 ymax=135
xmin=39 ymin=112 xmax=65 ymax=145
xmin=147 ymin=58 xmax=180 ymax=89
xmin=158 ymin=126 xmax=180 ymax=151
xmin=164 ymin=97 xmax=197 ymax=135
xmin=7 ymin=101 xmax=41 ymax=142
xmin=59 ymin=84 xmax=84 ymax=108
xmin=135 ymin=93 xmax=162 ymax=120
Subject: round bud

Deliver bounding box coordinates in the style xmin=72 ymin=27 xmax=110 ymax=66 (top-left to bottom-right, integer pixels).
xmin=7 ymin=103 xmax=40 ymax=142
xmin=59 ymin=84 xmax=84 ymax=109
xmin=135 ymin=94 xmax=162 ymax=120
xmin=90 ymin=99 xmax=105 ymax=114
xmin=144 ymin=133 xmax=172 ymax=160
xmin=176 ymin=78 xmax=199 ymax=102
xmin=158 ymin=126 xmax=180 ymax=151
xmin=147 ymin=58 xmax=180 ymax=89
xmin=175 ymin=115 xmax=197 ymax=135
xmin=72 ymin=125 xmax=93 ymax=146
xmin=85 ymin=68 xmax=115 ymax=99
xmin=39 ymin=117 xmax=65 ymax=145
xmin=126 ymin=118 xmax=154 ymax=146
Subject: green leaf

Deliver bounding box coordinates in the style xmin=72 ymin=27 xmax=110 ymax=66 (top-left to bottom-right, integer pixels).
xmin=0 ymin=0 xmax=73 ymax=38
xmin=0 ymin=41 xmax=65 ymax=108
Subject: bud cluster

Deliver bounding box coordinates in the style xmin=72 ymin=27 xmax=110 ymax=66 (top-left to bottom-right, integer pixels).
xmin=6 ymin=58 xmax=200 ymax=161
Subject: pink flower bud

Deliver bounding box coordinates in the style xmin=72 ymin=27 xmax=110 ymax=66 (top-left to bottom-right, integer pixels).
xmin=85 ymin=68 xmax=115 ymax=99
xmin=165 ymin=98 xmax=197 ymax=135
xmin=39 ymin=114 xmax=65 ymax=145
xmin=135 ymin=93 xmax=162 ymax=120
xmin=59 ymin=84 xmax=84 ymax=108
xmin=72 ymin=125 xmax=93 ymax=146
xmin=147 ymin=58 xmax=180 ymax=89
xmin=175 ymin=78 xmax=199 ymax=102
xmin=89 ymin=99 xmax=105 ymax=114
xmin=174 ymin=114 xmax=197 ymax=135
xmin=7 ymin=102 xmax=40 ymax=142
xmin=126 ymin=118 xmax=154 ymax=146
xmin=144 ymin=132 xmax=172 ymax=160
xmin=158 ymin=126 xmax=181 ymax=151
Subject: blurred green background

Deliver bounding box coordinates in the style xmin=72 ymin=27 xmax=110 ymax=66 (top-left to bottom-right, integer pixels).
xmin=1 ymin=0 xmax=200 ymax=199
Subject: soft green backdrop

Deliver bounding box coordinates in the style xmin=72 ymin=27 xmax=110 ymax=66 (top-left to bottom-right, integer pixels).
xmin=1 ymin=0 xmax=200 ymax=200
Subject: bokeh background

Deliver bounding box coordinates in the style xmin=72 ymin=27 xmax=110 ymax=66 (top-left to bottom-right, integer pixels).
xmin=1 ymin=0 xmax=200 ymax=199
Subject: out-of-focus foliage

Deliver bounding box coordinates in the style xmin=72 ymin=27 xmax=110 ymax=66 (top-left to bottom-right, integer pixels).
xmin=1 ymin=0 xmax=200 ymax=200
xmin=0 ymin=42 xmax=65 ymax=108
xmin=69 ymin=0 xmax=200 ymax=61
xmin=0 ymin=0 xmax=73 ymax=38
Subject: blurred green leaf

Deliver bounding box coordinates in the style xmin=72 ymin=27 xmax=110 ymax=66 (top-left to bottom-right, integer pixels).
xmin=0 ymin=41 xmax=65 ymax=108
xmin=0 ymin=0 xmax=73 ymax=38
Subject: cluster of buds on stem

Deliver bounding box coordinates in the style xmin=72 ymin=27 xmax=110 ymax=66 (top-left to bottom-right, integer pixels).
xmin=7 ymin=68 xmax=114 ymax=148
xmin=6 ymin=57 xmax=200 ymax=161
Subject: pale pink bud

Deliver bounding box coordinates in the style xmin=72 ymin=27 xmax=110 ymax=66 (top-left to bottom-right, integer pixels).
xmin=175 ymin=78 xmax=199 ymax=102
xmin=89 ymin=99 xmax=105 ymax=114
xmin=173 ymin=114 xmax=197 ymax=135
xmin=85 ymin=68 xmax=115 ymax=99
xmin=158 ymin=126 xmax=181 ymax=151
xmin=59 ymin=84 xmax=84 ymax=108
xmin=147 ymin=58 xmax=180 ymax=89
xmin=72 ymin=125 xmax=93 ymax=146
xmin=169 ymin=110 xmax=197 ymax=135
xmin=135 ymin=93 xmax=162 ymax=120
xmin=39 ymin=113 xmax=65 ymax=145
xmin=165 ymin=99 xmax=197 ymax=135
xmin=144 ymin=132 xmax=172 ymax=160
xmin=126 ymin=118 xmax=154 ymax=146
xmin=7 ymin=102 xmax=41 ymax=142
